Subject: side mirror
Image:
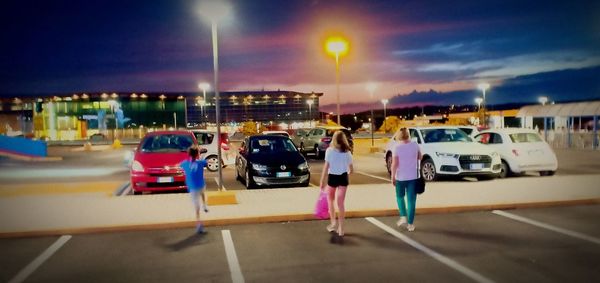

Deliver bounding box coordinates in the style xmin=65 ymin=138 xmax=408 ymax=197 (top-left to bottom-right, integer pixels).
xmin=200 ymin=148 xmax=208 ymax=154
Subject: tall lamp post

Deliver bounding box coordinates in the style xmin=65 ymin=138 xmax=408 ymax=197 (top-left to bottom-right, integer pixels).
xmin=198 ymin=82 xmax=210 ymax=127
xmin=306 ymin=99 xmax=314 ymax=127
xmin=325 ymin=36 xmax=349 ymax=125
xmin=199 ymin=1 xmax=231 ymax=191
xmin=478 ymin=83 xmax=490 ymax=126
xmin=475 ymin=97 xmax=483 ymax=125
xmin=381 ymin=99 xmax=389 ymax=134
xmin=366 ymin=82 xmax=378 ymax=146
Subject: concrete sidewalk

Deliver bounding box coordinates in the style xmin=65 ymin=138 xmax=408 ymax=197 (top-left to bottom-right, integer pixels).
xmin=1 ymin=174 xmax=600 ymax=237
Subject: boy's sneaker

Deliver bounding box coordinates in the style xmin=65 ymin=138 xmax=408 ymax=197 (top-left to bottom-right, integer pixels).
xmin=407 ymin=224 xmax=415 ymax=232
xmin=196 ymin=224 xmax=206 ymax=234
xmin=396 ymin=217 xmax=407 ymax=227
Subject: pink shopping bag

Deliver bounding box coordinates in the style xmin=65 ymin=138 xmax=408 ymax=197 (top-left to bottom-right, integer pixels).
xmin=314 ymin=190 xmax=329 ymax=219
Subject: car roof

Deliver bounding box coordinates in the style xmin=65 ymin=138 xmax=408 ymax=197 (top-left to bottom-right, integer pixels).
xmin=248 ymin=134 xmax=289 ymax=139
xmin=145 ymin=130 xmax=193 ymax=136
xmin=263 ymin=131 xmax=288 ymax=134
xmin=478 ymin=128 xmax=539 ymax=134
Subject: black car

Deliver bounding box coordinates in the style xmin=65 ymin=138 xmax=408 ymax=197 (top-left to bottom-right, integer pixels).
xmin=236 ymin=135 xmax=310 ymax=189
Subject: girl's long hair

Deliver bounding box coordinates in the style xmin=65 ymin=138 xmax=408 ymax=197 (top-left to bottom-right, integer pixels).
xmin=331 ymin=130 xmax=351 ymax=153
xmin=188 ymin=145 xmax=199 ymax=161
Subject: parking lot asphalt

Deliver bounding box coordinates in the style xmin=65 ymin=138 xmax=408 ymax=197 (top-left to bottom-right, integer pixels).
xmin=2 ymin=205 xmax=599 ymax=283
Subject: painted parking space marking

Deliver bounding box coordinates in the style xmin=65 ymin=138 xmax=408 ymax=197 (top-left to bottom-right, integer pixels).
xmin=492 ymin=210 xmax=600 ymax=245
xmin=9 ymin=235 xmax=72 ymax=283
xmin=214 ymin=177 xmax=228 ymax=191
xmin=355 ymin=171 xmax=389 ymax=182
xmin=366 ymin=217 xmax=495 ymax=283
xmin=221 ymin=230 xmax=245 ymax=283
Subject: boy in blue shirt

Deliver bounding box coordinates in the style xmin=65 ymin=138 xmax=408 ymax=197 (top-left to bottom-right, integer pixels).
xmin=180 ymin=145 xmax=209 ymax=234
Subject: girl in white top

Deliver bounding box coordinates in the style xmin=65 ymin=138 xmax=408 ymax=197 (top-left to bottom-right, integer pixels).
xmin=319 ymin=131 xmax=354 ymax=237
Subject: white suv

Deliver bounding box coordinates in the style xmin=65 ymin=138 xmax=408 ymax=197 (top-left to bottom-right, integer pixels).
xmin=385 ymin=126 xmax=502 ymax=181
xmin=190 ymin=129 xmax=235 ymax=172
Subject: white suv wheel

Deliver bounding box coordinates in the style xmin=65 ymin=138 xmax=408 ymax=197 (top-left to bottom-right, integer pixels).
xmin=206 ymin=156 xmax=219 ymax=172
xmin=422 ymin=159 xmax=436 ymax=181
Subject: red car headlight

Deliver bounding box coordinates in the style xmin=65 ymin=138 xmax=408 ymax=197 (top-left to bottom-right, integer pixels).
xmin=131 ymin=160 xmax=145 ymax=172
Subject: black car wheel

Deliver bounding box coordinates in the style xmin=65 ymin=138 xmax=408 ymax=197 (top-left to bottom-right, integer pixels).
xmin=421 ymin=158 xmax=437 ymax=181
xmin=236 ymin=166 xmax=242 ymax=181
xmin=315 ymin=145 xmax=324 ymax=159
xmin=540 ymin=170 xmax=556 ymax=176
xmin=245 ymin=169 xmax=256 ymax=189
xmin=386 ymin=152 xmax=392 ymax=175
xmin=499 ymin=160 xmax=512 ymax=178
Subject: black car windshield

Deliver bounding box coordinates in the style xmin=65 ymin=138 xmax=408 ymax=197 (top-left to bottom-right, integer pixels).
xmin=140 ymin=134 xmax=194 ymax=152
xmin=249 ymin=137 xmax=297 ymax=154
xmin=420 ymin=128 xmax=471 ymax=143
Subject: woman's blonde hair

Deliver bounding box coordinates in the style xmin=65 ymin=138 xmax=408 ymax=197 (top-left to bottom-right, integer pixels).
xmin=331 ymin=130 xmax=351 ymax=152
xmin=396 ymin=127 xmax=410 ymax=141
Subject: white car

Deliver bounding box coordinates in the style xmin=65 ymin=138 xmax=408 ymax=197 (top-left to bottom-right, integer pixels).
xmin=190 ymin=129 xmax=235 ymax=172
xmin=385 ymin=126 xmax=502 ymax=181
xmin=474 ymin=128 xmax=558 ymax=178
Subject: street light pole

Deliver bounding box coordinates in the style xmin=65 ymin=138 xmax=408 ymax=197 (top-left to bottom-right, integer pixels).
xmin=366 ymin=82 xmax=377 ymax=146
xmin=307 ymin=99 xmax=314 ymax=127
xmin=210 ymin=20 xmax=224 ymax=191
xmin=325 ymin=37 xmax=348 ymax=125
xmin=335 ymin=52 xmax=340 ymax=125
xmin=478 ymin=83 xmax=490 ymax=126
xmin=381 ymin=99 xmax=389 ymax=134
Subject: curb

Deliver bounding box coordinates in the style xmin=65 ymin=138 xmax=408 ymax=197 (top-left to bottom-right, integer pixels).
xmin=2 ymin=198 xmax=598 ymax=239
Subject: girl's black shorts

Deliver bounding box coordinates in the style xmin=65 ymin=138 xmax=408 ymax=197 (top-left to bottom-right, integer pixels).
xmin=327 ymin=172 xmax=349 ymax=187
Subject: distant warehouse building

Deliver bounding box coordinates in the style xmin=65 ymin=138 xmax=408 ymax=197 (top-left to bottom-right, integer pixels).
xmin=0 ymin=90 xmax=321 ymax=141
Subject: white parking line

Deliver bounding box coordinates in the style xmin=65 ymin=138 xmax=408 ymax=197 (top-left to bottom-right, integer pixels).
xmin=309 ymin=183 xmax=319 ymax=188
xmin=492 ymin=210 xmax=600 ymax=245
xmin=355 ymin=171 xmax=389 ymax=182
xmin=366 ymin=217 xmax=494 ymax=283
xmin=214 ymin=177 xmax=227 ymax=191
xmin=221 ymin=230 xmax=245 ymax=283
xmin=9 ymin=235 xmax=72 ymax=283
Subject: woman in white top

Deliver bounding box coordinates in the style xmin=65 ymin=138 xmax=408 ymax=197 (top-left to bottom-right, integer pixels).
xmin=390 ymin=127 xmax=422 ymax=232
xmin=319 ymin=131 xmax=354 ymax=237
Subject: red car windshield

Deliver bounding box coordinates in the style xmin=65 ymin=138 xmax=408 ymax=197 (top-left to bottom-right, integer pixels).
xmin=140 ymin=134 xmax=194 ymax=152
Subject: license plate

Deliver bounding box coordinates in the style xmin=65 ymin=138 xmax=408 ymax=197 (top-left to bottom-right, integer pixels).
xmin=470 ymin=163 xmax=483 ymax=170
xmin=157 ymin=177 xmax=173 ymax=183
xmin=276 ymin=172 xmax=291 ymax=178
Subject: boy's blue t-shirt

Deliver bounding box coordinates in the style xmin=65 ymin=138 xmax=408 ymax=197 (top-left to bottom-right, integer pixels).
xmin=180 ymin=159 xmax=208 ymax=190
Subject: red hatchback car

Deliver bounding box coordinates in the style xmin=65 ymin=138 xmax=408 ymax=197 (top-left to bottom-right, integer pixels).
xmin=130 ymin=131 xmax=198 ymax=194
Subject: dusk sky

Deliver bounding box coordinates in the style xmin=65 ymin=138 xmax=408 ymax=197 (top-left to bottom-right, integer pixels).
xmin=1 ymin=0 xmax=599 ymax=113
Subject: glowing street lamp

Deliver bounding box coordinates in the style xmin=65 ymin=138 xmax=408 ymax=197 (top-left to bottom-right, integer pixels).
xmin=366 ymin=82 xmax=378 ymax=146
xmin=538 ymin=96 xmax=548 ymax=106
xmin=199 ymin=0 xmax=232 ymax=191
xmin=381 ymin=99 xmax=389 ymax=133
xmin=306 ymin=99 xmax=314 ymax=127
xmin=325 ymin=36 xmax=349 ymax=125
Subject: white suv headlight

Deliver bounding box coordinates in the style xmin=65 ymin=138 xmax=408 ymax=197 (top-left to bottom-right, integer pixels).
xmin=298 ymin=162 xmax=309 ymax=170
xmin=131 ymin=160 xmax=144 ymax=172
xmin=436 ymin=152 xmax=459 ymax=158
xmin=252 ymin=163 xmax=268 ymax=171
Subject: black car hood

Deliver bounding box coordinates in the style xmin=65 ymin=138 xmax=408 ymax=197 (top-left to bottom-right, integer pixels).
xmin=248 ymin=151 xmax=306 ymax=167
